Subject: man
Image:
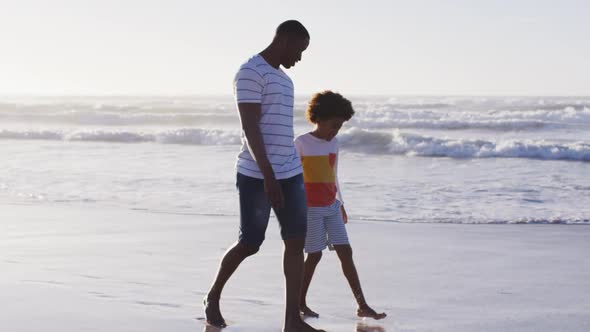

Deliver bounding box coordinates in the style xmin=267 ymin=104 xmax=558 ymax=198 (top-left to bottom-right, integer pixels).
xmin=204 ymin=20 xmax=325 ymax=332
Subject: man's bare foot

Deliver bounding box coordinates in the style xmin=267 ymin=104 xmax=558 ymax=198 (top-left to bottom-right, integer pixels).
xmin=284 ymin=317 xmax=326 ymax=332
xmin=300 ymin=305 xmax=320 ymax=318
xmin=203 ymin=297 xmax=227 ymax=328
xmin=357 ymin=305 xmax=387 ymax=320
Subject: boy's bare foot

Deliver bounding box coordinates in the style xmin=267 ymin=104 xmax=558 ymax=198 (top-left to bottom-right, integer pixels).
xmin=284 ymin=317 xmax=326 ymax=332
xmin=357 ymin=305 xmax=386 ymax=320
xmin=300 ymin=305 xmax=320 ymax=318
xmin=203 ymin=297 xmax=227 ymax=328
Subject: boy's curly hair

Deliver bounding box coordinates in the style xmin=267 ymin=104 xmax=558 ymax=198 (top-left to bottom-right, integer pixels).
xmin=305 ymin=90 xmax=355 ymax=124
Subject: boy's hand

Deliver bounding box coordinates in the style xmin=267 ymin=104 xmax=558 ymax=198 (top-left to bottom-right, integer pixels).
xmin=340 ymin=205 xmax=348 ymax=224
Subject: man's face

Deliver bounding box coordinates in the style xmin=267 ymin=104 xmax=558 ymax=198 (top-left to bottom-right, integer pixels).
xmin=281 ymin=36 xmax=309 ymax=69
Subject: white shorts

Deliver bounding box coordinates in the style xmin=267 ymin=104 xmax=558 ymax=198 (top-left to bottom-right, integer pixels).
xmin=304 ymin=200 xmax=350 ymax=253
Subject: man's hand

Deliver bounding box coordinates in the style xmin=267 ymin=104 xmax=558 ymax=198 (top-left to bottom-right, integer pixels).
xmin=340 ymin=204 xmax=348 ymax=224
xmin=264 ymin=176 xmax=284 ymax=209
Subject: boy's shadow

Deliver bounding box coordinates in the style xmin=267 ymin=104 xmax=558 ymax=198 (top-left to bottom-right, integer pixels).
xmin=356 ymin=321 xmax=386 ymax=332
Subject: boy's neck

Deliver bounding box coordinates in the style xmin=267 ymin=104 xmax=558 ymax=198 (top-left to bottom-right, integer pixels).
xmin=310 ymin=130 xmax=331 ymax=141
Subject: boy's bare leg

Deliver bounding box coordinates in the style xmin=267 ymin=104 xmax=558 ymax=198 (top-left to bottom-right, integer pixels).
xmin=300 ymin=251 xmax=322 ymax=317
xmin=334 ymin=244 xmax=387 ymax=320
xmin=283 ymin=238 xmax=326 ymax=332
xmin=204 ymin=241 xmax=259 ymax=327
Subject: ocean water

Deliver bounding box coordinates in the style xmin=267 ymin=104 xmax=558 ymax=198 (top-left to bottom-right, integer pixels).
xmin=1 ymin=95 xmax=589 ymax=224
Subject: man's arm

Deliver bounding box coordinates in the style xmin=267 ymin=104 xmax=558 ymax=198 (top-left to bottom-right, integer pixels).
xmin=238 ymin=103 xmax=284 ymax=209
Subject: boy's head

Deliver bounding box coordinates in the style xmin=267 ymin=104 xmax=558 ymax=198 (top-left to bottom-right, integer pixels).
xmin=306 ymin=90 xmax=355 ymax=141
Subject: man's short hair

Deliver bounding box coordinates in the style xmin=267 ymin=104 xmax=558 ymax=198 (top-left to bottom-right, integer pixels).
xmin=276 ymin=20 xmax=310 ymax=39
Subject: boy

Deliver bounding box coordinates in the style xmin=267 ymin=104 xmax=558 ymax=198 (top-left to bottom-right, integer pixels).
xmin=294 ymin=91 xmax=387 ymax=320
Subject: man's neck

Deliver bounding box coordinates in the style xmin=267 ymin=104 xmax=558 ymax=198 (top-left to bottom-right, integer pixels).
xmin=259 ymin=47 xmax=281 ymax=69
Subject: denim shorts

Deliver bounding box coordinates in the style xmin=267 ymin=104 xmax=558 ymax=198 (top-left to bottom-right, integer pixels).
xmin=237 ymin=173 xmax=307 ymax=247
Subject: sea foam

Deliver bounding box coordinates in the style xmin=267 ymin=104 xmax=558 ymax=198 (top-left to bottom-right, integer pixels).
xmin=339 ymin=128 xmax=590 ymax=161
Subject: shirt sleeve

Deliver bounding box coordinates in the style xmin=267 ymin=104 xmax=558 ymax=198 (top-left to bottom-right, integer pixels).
xmin=294 ymin=136 xmax=303 ymax=156
xmin=234 ymin=66 xmax=264 ymax=104
xmin=335 ymin=144 xmax=344 ymax=205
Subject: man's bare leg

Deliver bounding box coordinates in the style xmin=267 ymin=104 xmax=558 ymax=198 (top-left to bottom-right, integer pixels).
xmin=283 ymin=238 xmax=326 ymax=332
xmin=334 ymin=244 xmax=387 ymax=320
xmin=204 ymin=241 xmax=259 ymax=327
xmin=300 ymin=251 xmax=322 ymax=317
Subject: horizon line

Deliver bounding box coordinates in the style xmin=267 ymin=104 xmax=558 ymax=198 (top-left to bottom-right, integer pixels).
xmin=1 ymin=92 xmax=589 ymax=99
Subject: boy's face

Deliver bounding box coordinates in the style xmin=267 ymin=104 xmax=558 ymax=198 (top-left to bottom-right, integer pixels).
xmin=316 ymin=117 xmax=346 ymax=141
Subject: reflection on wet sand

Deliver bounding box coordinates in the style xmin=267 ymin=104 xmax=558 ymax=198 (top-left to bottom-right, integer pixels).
xmin=356 ymin=321 xmax=386 ymax=332
xmin=203 ymin=323 xmax=222 ymax=332
xmin=200 ymin=316 xmax=388 ymax=331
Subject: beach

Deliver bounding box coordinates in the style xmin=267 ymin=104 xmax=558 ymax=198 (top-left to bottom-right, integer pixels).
xmin=3 ymin=2 xmax=590 ymax=330
xmin=2 ymin=203 xmax=589 ymax=332
xmin=1 ymin=95 xmax=590 ymax=331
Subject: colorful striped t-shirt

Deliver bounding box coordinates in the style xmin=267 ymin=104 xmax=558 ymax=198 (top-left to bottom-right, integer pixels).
xmin=294 ymin=133 xmax=343 ymax=207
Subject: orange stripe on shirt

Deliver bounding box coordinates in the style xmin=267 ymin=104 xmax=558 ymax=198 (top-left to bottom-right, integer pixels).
xmin=301 ymin=153 xmax=337 ymax=206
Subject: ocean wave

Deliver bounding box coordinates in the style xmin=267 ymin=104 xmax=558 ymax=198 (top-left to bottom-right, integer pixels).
xmin=2 ymin=127 xmax=589 ymax=162
xmin=0 ymin=128 xmax=242 ymax=145
xmin=5 ymin=108 xmax=587 ymax=130
xmin=350 ymin=107 xmax=590 ymax=130
xmin=352 ymin=118 xmax=554 ymax=130
xmin=2 ymin=126 xmax=589 ymax=161
xmin=357 ymin=216 xmax=590 ymax=225
xmin=2 ymin=98 xmax=590 ymax=131
xmin=374 ymin=102 xmax=452 ymax=109
xmin=338 ymin=128 xmax=590 ymax=161
xmin=0 ymin=110 xmax=237 ymax=126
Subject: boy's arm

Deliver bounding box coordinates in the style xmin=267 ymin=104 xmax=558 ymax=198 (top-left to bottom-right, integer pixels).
xmin=335 ymin=144 xmax=348 ymax=223
xmin=340 ymin=205 xmax=348 ymax=224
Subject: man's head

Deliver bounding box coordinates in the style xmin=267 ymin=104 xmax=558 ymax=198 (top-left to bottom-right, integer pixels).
xmin=274 ymin=20 xmax=310 ymax=69
xmin=306 ymin=91 xmax=355 ymax=141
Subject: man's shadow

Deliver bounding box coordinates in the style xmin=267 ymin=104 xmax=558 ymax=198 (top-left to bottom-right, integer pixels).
xmin=201 ymin=319 xmax=387 ymax=332
xmin=356 ymin=321 xmax=386 ymax=332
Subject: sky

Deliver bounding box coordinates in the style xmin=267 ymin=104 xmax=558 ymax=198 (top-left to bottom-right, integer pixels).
xmin=1 ymin=0 xmax=589 ymax=96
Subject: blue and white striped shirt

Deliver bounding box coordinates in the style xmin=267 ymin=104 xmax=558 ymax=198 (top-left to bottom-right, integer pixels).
xmin=233 ymin=54 xmax=302 ymax=179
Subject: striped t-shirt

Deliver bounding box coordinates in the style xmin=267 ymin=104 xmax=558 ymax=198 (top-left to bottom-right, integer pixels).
xmin=233 ymin=54 xmax=302 ymax=180
xmin=294 ymin=133 xmax=344 ymax=207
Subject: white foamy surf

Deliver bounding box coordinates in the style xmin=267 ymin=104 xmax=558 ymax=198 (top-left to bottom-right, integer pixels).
xmin=0 ymin=95 xmax=589 ymax=224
